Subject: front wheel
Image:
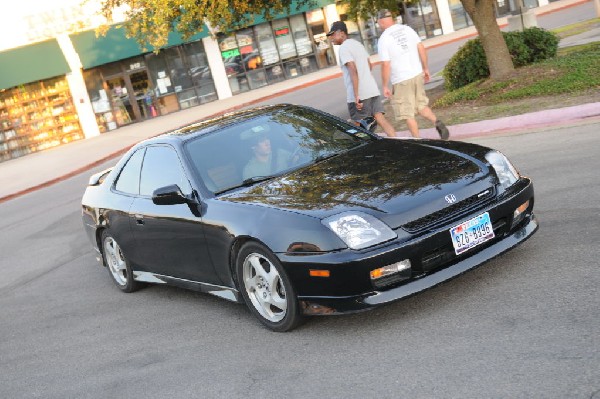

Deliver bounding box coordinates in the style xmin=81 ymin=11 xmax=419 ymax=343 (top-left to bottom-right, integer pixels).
xmin=236 ymin=242 xmax=303 ymax=332
xmin=101 ymin=230 xmax=141 ymax=293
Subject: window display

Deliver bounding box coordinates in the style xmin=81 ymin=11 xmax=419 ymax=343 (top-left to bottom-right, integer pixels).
xmin=255 ymin=23 xmax=280 ymax=66
xmin=290 ymin=14 xmax=313 ymax=56
xmin=272 ymin=19 xmax=297 ymax=60
xmin=0 ymin=77 xmax=83 ymax=162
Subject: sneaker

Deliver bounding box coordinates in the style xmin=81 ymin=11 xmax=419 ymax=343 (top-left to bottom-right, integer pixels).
xmin=435 ymin=120 xmax=450 ymax=140
xmin=358 ymin=116 xmax=378 ymax=132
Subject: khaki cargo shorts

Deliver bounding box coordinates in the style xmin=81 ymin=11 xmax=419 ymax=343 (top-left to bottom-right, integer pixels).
xmin=391 ymin=74 xmax=429 ymax=120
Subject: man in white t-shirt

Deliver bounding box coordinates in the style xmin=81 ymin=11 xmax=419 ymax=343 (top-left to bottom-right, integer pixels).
xmin=377 ymin=9 xmax=449 ymax=139
xmin=326 ymin=21 xmax=396 ymax=137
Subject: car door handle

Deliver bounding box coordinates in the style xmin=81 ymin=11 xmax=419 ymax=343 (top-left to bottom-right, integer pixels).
xmin=134 ymin=214 xmax=145 ymax=225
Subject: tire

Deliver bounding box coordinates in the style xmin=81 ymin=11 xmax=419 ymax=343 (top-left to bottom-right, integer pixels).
xmin=101 ymin=230 xmax=140 ymax=293
xmin=236 ymin=242 xmax=303 ymax=332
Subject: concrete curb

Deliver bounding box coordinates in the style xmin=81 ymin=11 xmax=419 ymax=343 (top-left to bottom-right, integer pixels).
xmin=397 ymin=102 xmax=600 ymax=139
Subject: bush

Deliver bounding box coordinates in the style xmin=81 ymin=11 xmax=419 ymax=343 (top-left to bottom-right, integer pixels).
xmin=521 ymin=27 xmax=559 ymax=62
xmin=443 ymin=28 xmax=559 ymax=91
xmin=443 ymin=39 xmax=489 ymax=91
xmin=503 ymin=31 xmax=531 ymax=67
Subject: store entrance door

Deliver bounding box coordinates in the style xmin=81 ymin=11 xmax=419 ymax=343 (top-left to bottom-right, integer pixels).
xmin=104 ymin=70 xmax=158 ymax=127
xmin=105 ymin=76 xmax=135 ymax=126
xmin=129 ymin=70 xmax=158 ymax=120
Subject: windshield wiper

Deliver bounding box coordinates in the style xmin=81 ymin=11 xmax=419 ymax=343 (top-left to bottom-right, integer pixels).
xmin=241 ymin=175 xmax=276 ymax=185
xmin=213 ymin=175 xmax=277 ymax=195
xmin=314 ymin=152 xmax=342 ymax=163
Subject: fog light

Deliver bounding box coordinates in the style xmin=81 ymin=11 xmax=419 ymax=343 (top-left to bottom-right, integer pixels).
xmin=370 ymin=259 xmax=411 ymax=280
xmin=512 ymin=200 xmax=530 ymax=228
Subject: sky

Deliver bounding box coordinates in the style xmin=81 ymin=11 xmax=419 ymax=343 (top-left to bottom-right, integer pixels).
xmin=0 ymin=0 xmax=125 ymax=51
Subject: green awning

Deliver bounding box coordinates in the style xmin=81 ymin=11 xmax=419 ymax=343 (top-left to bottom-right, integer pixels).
xmin=70 ymin=26 xmax=210 ymax=70
xmin=0 ymin=39 xmax=70 ymax=90
xmin=250 ymin=0 xmax=334 ymax=26
xmin=71 ymin=1 xmax=334 ymax=69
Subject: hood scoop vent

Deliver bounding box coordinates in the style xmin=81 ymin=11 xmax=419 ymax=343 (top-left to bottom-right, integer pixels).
xmin=402 ymin=188 xmax=495 ymax=233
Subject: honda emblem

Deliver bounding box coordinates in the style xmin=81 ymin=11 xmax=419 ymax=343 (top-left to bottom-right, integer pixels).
xmin=445 ymin=194 xmax=457 ymax=204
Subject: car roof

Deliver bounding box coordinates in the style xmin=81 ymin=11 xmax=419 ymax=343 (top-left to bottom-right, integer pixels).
xmin=140 ymin=104 xmax=296 ymax=147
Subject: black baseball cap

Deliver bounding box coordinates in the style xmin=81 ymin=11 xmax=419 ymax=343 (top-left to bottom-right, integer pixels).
xmin=376 ymin=9 xmax=393 ymax=19
xmin=326 ymin=21 xmax=348 ymax=36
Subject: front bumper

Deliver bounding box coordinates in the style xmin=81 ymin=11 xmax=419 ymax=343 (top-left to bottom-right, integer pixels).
xmin=299 ymin=214 xmax=538 ymax=315
xmin=278 ymin=178 xmax=537 ymax=315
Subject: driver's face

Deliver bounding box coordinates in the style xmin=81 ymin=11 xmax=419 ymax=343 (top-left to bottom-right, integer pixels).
xmin=254 ymin=138 xmax=271 ymax=156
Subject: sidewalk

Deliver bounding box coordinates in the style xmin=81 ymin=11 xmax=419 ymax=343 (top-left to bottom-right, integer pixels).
xmin=1 ymin=0 xmax=599 ymax=203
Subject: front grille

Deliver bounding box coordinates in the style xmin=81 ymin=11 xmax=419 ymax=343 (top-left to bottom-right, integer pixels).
xmin=402 ymin=188 xmax=495 ymax=233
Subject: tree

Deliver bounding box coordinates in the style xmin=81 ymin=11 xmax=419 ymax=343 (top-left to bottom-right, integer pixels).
xmin=345 ymin=0 xmax=514 ymax=80
xmin=459 ymin=0 xmax=514 ymax=79
xmin=98 ymin=0 xmax=515 ymax=79
xmin=97 ymin=0 xmax=315 ymax=50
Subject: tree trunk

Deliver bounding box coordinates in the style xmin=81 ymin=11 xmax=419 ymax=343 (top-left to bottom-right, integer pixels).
xmin=461 ymin=0 xmax=515 ymax=79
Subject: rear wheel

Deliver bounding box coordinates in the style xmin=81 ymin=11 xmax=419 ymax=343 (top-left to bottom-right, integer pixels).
xmin=236 ymin=242 xmax=303 ymax=332
xmin=101 ymin=230 xmax=140 ymax=293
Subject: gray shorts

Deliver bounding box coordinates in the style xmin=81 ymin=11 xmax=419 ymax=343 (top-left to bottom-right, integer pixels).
xmin=347 ymin=96 xmax=385 ymax=121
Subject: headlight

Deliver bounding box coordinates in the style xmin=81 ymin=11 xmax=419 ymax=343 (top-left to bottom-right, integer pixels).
xmin=485 ymin=151 xmax=519 ymax=193
xmin=322 ymin=212 xmax=397 ymax=250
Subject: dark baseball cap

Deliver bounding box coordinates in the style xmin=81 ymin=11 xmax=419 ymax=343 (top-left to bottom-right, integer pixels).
xmin=376 ymin=9 xmax=393 ymax=19
xmin=326 ymin=21 xmax=348 ymax=36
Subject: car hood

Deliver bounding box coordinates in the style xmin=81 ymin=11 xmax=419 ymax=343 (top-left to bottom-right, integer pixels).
xmin=220 ymin=139 xmax=496 ymax=229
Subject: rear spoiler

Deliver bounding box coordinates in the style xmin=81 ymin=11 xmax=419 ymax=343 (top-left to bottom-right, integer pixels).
xmin=88 ymin=167 xmax=113 ymax=186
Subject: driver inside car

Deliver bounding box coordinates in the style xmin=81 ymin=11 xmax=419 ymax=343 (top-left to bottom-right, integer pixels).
xmin=242 ymin=132 xmax=292 ymax=180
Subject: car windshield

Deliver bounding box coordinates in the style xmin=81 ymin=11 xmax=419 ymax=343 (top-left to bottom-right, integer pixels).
xmin=184 ymin=107 xmax=376 ymax=195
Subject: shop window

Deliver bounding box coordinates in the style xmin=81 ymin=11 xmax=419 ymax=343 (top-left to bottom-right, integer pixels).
xmin=125 ymin=56 xmax=146 ymax=72
xmin=146 ymin=52 xmax=179 ymax=115
xmin=255 ymin=23 xmax=280 ymax=66
xmin=272 ymin=19 xmax=297 ymax=60
xmin=182 ymin=41 xmax=218 ymax=103
xmin=218 ymin=33 xmax=250 ymax=94
xmin=402 ymin=0 xmax=443 ymax=39
xmin=83 ymin=69 xmax=113 ymax=133
xmin=164 ymin=47 xmax=199 ymax=106
xmin=298 ymin=56 xmax=318 ymax=74
xmin=448 ymin=0 xmax=471 ymax=30
xmin=307 ymin=9 xmax=336 ymax=68
xmin=0 ymin=77 xmax=83 ymax=162
xmin=290 ymin=14 xmax=313 ymax=56
xmin=266 ymin=65 xmax=285 ymax=84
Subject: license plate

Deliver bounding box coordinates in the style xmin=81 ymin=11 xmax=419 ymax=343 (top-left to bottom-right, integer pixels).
xmin=450 ymin=212 xmax=495 ymax=255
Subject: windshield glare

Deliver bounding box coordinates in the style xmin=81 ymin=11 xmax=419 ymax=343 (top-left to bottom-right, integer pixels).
xmin=185 ymin=108 xmax=374 ymax=194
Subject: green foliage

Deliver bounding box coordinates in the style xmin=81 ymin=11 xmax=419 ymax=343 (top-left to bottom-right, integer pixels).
xmin=435 ymin=42 xmax=600 ymax=107
xmin=443 ymin=28 xmax=559 ymax=91
xmin=520 ymin=27 xmax=559 ymax=62
xmin=442 ymin=39 xmax=489 ymax=91
xmin=503 ymin=31 xmax=531 ymax=67
xmin=98 ymin=0 xmax=317 ymax=50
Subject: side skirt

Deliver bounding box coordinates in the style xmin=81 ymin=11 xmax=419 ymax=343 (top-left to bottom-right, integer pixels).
xmin=133 ymin=271 xmax=241 ymax=303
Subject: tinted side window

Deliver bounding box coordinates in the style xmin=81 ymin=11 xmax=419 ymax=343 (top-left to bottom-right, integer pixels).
xmin=140 ymin=146 xmax=192 ymax=197
xmin=114 ymin=148 xmax=145 ymax=194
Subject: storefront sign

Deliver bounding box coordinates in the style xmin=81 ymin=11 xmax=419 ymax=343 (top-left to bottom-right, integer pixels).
xmin=222 ymin=48 xmax=241 ymax=58
xmin=24 ymin=5 xmax=93 ymax=43
xmin=275 ymin=26 xmax=290 ymax=37
xmin=240 ymin=45 xmax=254 ymax=55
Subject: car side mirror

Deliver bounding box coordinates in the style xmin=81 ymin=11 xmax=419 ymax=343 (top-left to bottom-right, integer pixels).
xmin=152 ymin=184 xmax=188 ymax=205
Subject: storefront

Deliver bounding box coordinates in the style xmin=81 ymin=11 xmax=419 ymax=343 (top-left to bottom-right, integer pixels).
xmin=80 ymin=46 xmax=217 ymax=132
xmin=216 ymin=11 xmax=335 ymax=95
xmin=0 ymin=39 xmax=83 ymax=162
xmin=1 ymin=0 xmax=542 ymax=163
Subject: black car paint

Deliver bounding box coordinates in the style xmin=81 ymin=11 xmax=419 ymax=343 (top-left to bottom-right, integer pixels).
xmin=82 ymin=104 xmax=537 ymax=316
